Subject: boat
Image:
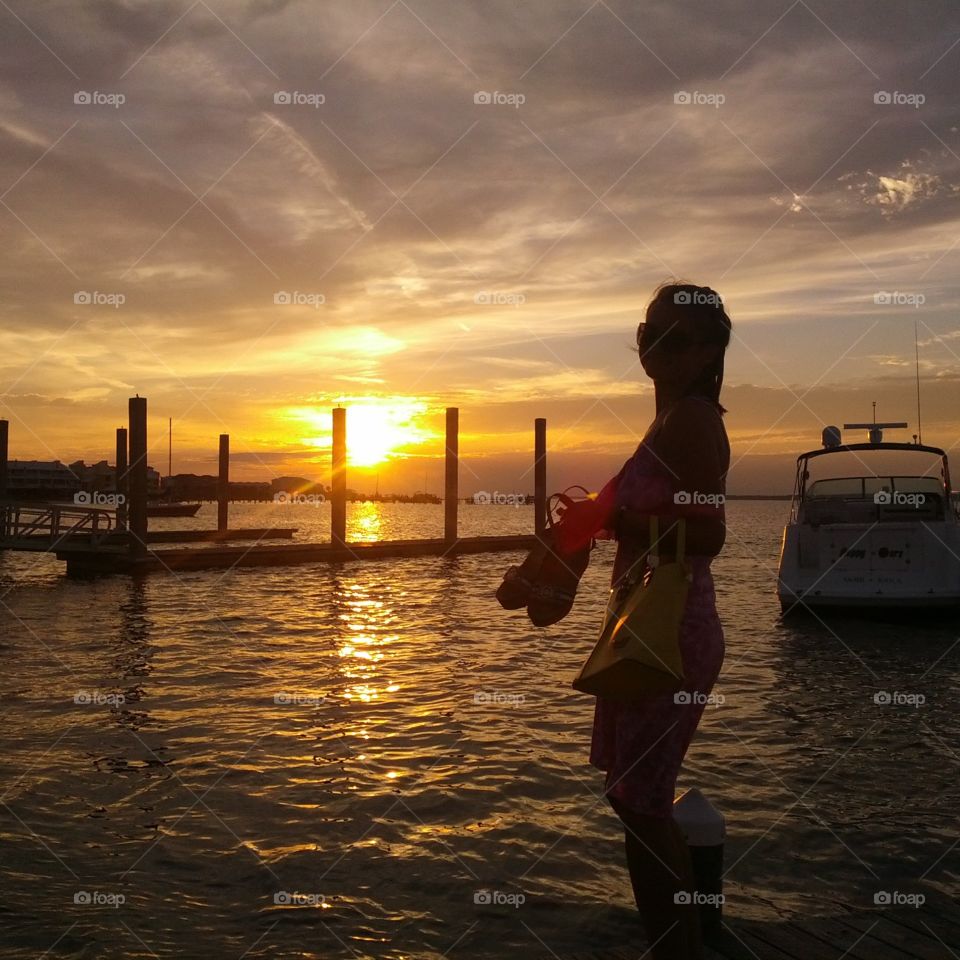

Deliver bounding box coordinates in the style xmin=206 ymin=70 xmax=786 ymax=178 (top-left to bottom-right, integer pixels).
xmin=146 ymin=501 xmax=201 ymax=518
xmin=145 ymin=417 xmax=202 ymax=518
xmin=777 ymin=420 xmax=960 ymax=613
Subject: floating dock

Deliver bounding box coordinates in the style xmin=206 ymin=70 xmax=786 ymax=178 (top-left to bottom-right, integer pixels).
xmin=56 ymin=533 xmax=539 ymax=575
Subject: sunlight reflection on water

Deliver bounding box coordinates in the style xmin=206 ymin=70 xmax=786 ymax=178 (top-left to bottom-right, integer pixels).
xmin=0 ymin=502 xmax=957 ymax=959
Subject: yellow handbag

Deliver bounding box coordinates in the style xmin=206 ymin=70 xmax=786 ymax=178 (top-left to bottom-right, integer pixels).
xmin=572 ymin=516 xmax=690 ymax=700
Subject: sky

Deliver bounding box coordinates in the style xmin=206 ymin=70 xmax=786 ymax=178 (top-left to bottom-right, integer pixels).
xmin=1 ymin=0 xmax=959 ymax=495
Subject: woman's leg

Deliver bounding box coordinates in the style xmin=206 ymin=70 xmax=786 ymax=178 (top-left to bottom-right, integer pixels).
xmin=615 ymin=798 xmax=703 ymax=960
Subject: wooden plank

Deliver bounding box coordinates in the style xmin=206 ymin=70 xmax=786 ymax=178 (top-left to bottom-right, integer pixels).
xmin=789 ymin=915 xmax=913 ymax=960
xmin=735 ymin=919 xmax=843 ymax=960
xmin=837 ymin=914 xmax=951 ymax=960
xmin=716 ymin=920 xmax=805 ymax=960
xmin=883 ymin=906 xmax=960 ymax=955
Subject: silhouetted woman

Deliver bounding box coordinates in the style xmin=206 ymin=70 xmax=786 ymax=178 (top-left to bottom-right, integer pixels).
xmin=591 ymin=281 xmax=731 ymax=960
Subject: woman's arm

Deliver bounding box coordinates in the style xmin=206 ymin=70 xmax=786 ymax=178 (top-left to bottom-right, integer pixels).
xmin=616 ymin=398 xmax=728 ymax=558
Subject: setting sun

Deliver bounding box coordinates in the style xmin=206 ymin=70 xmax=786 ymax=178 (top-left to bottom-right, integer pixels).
xmin=286 ymin=399 xmax=437 ymax=468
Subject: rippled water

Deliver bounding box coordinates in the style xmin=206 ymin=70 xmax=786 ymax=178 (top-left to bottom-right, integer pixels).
xmin=1 ymin=502 xmax=957 ymax=958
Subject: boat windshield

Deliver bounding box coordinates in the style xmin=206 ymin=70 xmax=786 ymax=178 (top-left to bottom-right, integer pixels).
xmin=807 ymin=476 xmax=944 ymax=499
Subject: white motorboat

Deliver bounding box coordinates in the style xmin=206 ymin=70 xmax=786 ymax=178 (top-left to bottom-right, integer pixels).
xmin=777 ymin=421 xmax=960 ymax=613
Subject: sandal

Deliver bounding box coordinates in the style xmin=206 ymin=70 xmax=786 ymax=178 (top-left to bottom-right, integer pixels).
xmin=526 ymin=538 xmax=591 ymax=626
xmin=494 ymin=487 xmax=596 ymax=625
xmin=495 ymin=538 xmax=550 ymax=610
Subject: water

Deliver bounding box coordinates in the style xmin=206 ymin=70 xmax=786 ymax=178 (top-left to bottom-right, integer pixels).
xmin=1 ymin=502 xmax=957 ymax=958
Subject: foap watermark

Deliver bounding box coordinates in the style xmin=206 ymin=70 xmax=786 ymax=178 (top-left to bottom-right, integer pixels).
xmin=274 ymin=91 xmax=325 ymax=108
xmin=274 ymin=692 xmax=327 ymax=707
xmin=74 ymin=491 xmax=125 ymax=507
xmin=473 ymin=889 xmax=526 ymax=908
xmin=873 ymin=690 xmax=925 ymax=708
xmin=273 ymin=492 xmax=325 ymax=506
xmin=874 ymin=91 xmax=925 ymax=109
xmin=873 ymin=290 xmax=925 ymax=308
xmin=274 ymin=291 xmax=325 ymax=308
xmin=673 ymin=90 xmax=725 ymax=108
xmin=474 ymin=291 xmax=525 ymax=307
xmin=74 ymin=291 xmax=125 ymax=308
xmin=472 ymin=491 xmax=529 ymax=507
xmin=675 ymin=289 xmax=722 ymax=307
xmin=474 ymin=90 xmax=525 ymax=108
xmin=473 ymin=690 xmax=525 ymax=707
xmin=674 ymin=690 xmax=724 ymax=708
xmin=874 ymin=890 xmax=925 ymax=907
xmin=674 ymin=891 xmax=725 ymax=906
xmin=874 ymin=491 xmax=926 ymax=507
xmin=674 ymin=491 xmax=725 ymax=507
xmin=74 ymin=90 xmax=125 ymax=108
xmin=74 ymin=690 xmax=126 ymax=707
xmin=74 ymin=890 xmax=125 ymax=907
xmin=274 ymin=891 xmax=326 ymax=906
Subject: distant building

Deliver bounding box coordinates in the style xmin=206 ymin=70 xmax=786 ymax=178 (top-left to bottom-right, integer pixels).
xmin=166 ymin=473 xmax=218 ymax=500
xmin=6 ymin=460 xmax=80 ymax=497
xmin=270 ymin=476 xmax=325 ymax=497
xmin=67 ymin=460 xmax=161 ymax=495
xmin=229 ymin=481 xmax=272 ymax=501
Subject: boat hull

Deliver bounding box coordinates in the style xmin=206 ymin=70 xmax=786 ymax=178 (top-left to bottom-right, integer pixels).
xmin=146 ymin=502 xmax=202 ymax=518
xmin=777 ymin=519 xmax=960 ymax=613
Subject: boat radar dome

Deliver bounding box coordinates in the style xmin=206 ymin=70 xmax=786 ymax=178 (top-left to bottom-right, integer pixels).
xmin=822 ymin=426 xmax=841 ymax=448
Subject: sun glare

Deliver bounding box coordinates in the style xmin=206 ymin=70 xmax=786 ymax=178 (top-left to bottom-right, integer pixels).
xmin=286 ymin=399 xmax=435 ymax=467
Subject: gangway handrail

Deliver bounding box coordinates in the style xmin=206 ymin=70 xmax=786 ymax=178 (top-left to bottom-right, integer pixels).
xmin=0 ymin=501 xmax=117 ymax=549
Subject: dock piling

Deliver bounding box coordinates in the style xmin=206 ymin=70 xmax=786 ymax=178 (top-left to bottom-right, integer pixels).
xmin=115 ymin=427 xmax=127 ymax=530
xmin=331 ymin=407 xmax=346 ymax=546
xmin=217 ymin=434 xmax=229 ymax=532
xmin=534 ymin=418 xmax=546 ymax=538
xmin=127 ymin=398 xmax=148 ymax=560
xmin=0 ymin=419 xmax=8 ymax=500
xmin=444 ymin=407 xmax=458 ymax=543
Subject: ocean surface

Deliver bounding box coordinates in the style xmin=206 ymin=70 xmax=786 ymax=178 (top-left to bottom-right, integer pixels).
xmin=0 ymin=501 xmax=957 ymax=959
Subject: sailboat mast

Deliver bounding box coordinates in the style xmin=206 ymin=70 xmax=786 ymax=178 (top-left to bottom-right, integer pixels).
xmin=168 ymin=417 xmax=172 ymax=480
xmin=914 ymin=318 xmax=923 ymax=445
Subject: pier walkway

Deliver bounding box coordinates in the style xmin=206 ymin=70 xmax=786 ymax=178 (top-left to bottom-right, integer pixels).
xmin=554 ymin=899 xmax=960 ymax=960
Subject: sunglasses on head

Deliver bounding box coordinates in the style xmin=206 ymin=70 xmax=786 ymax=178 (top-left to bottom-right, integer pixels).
xmin=637 ymin=322 xmax=703 ymax=354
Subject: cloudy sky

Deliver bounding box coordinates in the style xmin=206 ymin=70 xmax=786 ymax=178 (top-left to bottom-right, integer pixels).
xmin=1 ymin=0 xmax=959 ymax=493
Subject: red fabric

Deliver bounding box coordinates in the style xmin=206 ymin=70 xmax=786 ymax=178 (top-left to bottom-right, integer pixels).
xmin=552 ymin=469 xmax=623 ymax=554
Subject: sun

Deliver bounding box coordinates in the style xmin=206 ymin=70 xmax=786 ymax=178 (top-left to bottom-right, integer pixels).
xmin=286 ymin=399 xmax=435 ymax=468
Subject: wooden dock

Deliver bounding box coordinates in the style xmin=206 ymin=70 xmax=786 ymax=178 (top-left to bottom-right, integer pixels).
xmin=0 ymin=397 xmax=550 ymax=576
xmin=0 ymin=527 xmax=297 ymax=549
xmin=57 ymin=533 xmax=539 ymax=575
xmin=553 ymin=900 xmax=960 ymax=960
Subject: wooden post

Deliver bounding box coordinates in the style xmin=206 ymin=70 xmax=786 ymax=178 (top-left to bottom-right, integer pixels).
xmin=115 ymin=427 xmax=127 ymax=530
xmin=534 ymin=418 xmax=547 ymax=538
xmin=331 ymin=407 xmax=346 ymax=546
xmin=218 ymin=434 xmax=229 ymax=532
xmin=444 ymin=407 xmax=459 ymax=543
xmin=127 ymin=397 xmax=148 ymax=560
xmin=0 ymin=419 xmax=8 ymax=499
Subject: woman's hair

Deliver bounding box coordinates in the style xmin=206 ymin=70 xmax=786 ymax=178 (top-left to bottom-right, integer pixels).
xmin=639 ymin=280 xmax=733 ymax=415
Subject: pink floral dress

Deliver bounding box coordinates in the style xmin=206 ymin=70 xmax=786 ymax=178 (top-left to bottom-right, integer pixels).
xmin=588 ymin=434 xmax=725 ymax=820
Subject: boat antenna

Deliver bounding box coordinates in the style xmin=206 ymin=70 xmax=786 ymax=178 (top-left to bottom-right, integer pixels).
xmin=914 ymin=317 xmax=923 ymax=445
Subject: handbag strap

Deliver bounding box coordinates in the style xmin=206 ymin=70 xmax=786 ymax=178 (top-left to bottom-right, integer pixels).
xmin=648 ymin=515 xmax=685 ymax=566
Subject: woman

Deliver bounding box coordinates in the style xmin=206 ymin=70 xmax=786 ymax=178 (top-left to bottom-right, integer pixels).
xmin=592 ymin=281 xmax=731 ymax=960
